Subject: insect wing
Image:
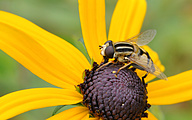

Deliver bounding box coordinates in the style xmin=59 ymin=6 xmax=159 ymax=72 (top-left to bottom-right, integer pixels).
xmin=129 ymin=53 xmax=168 ymax=80
xmin=148 ymin=63 xmax=168 ymax=80
xmin=125 ymin=29 xmax=157 ymax=46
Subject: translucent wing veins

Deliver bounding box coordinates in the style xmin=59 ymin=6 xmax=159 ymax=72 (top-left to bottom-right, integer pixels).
xmin=125 ymin=29 xmax=157 ymax=46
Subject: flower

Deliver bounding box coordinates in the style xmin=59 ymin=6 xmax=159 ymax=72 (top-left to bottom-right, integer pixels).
xmin=0 ymin=0 xmax=192 ymax=119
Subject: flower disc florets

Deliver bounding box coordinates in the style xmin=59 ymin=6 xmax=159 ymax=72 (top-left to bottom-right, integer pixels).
xmin=78 ymin=62 xmax=150 ymax=120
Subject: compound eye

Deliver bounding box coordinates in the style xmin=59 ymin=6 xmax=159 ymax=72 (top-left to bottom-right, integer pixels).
xmin=105 ymin=46 xmax=114 ymax=58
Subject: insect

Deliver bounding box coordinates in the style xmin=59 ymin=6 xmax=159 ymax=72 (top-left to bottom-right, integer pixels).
xmin=98 ymin=29 xmax=168 ymax=80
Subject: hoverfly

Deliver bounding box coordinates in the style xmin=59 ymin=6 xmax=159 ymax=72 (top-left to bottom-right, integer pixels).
xmin=98 ymin=29 xmax=168 ymax=80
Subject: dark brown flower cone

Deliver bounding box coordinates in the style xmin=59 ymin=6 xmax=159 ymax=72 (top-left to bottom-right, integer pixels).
xmin=78 ymin=62 xmax=150 ymax=120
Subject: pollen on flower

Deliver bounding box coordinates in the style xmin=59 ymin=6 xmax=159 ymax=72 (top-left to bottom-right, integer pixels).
xmin=78 ymin=62 xmax=150 ymax=120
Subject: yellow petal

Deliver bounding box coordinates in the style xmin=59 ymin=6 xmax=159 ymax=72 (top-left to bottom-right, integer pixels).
xmin=82 ymin=114 xmax=99 ymax=120
xmin=142 ymin=111 xmax=158 ymax=120
xmin=0 ymin=88 xmax=82 ymax=120
xmin=81 ymin=114 xmax=90 ymax=120
xmin=47 ymin=106 xmax=89 ymax=120
xmin=88 ymin=118 xmax=100 ymax=120
xmin=0 ymin=11 xmax=91 ymax=89
xmin=78 ymin=0 xmax=107 ymax=63
xmin=86 ymin=118 xmax=100 ymax=120
xmin=108 ymin=0 xmax=147 ymax=41
xmin=148 ymin=70 xmax=192 ymax=105
xmin=135 ymin=46 xmax=165 ymax=82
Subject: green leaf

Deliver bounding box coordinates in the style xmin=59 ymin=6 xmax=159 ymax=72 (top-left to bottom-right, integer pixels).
xmin=75 ymin=85 xmax=81 ymax=94
xmin=52 ymin=105 xmax=65 ymax=116
xmin=52 ymin=104 xmax=83 ymax=116
xmin=91 ymin=57 xmax=95 ymax=68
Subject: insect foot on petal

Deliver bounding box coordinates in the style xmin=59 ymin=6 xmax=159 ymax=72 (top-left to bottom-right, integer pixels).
xmin=78 ymin=62 xmax=150 ymax=120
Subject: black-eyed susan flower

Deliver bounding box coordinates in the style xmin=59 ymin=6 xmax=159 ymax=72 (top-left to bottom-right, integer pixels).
xmin=0 ymin=0 xmax=192 ymax=120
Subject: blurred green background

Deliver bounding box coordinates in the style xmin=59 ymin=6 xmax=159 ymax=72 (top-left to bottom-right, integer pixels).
xmin=0 ymin=0 xmax=192 ymax=119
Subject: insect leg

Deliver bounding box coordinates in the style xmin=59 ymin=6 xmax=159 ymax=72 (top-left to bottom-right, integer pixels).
xmin=116 ymin=62 xmax=132 ymax=75
xmin=96 ymin=60 xmax=113 ymax=71
xmin=114 ymin=57 xmax=118 ymax=62
xmin=142 ymin=72 xmax=148 ymax=89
